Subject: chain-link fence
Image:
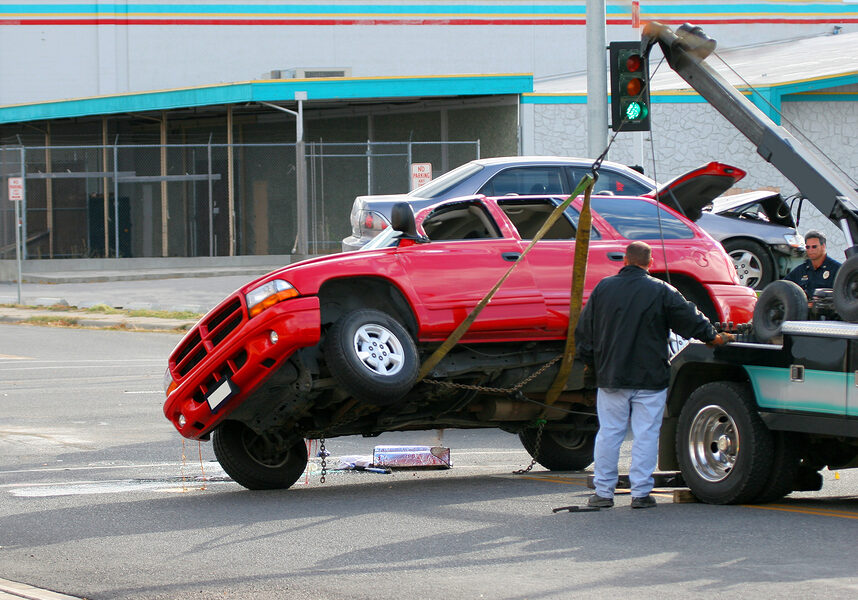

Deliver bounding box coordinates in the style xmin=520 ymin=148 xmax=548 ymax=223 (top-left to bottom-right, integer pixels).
xmin=0 ymin=140 xmax=479 ymax=260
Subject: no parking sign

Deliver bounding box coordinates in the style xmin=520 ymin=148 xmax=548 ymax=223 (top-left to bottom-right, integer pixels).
xmin=410 ymin=163 xmax=432 ymax=190
xmin=7 ymin=177 xmax=23 ymax=201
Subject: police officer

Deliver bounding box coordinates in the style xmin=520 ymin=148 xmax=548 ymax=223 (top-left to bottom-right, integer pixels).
xmin=785 ymin=230 xmax=841 ymax=297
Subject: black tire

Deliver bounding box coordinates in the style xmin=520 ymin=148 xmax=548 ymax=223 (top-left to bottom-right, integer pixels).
xmin=754 ymin=431 xmax=800 ymax=503
xmin=833 ymin=255 xmax=858 ymax=322
xmin=212 ymin=421 xmax=308 ymax=490
xmin=325 ymin=309 xmax=419 ymax=405
xmin=519 ymin=428 xmax=595 ymax=471
xmin=676 ymin=381 xmax=774 ymax=505
xmin=723 ymin=239 xmax=775 ymax=290
xmin=753 ymin=280 xmax=808 ymax=342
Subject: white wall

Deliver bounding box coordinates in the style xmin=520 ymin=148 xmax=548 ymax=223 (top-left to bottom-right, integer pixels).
xmin=1 ymin=0 xmax=853 ymax=104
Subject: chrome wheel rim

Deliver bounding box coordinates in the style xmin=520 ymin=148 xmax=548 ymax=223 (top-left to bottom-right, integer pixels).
xmin=353 ymin=323 xmax=405 ymax=376
xmin=687 ymin=404 xmax=739 ymax=482
xmin=729 ymin=249 xmax=763 ymax=288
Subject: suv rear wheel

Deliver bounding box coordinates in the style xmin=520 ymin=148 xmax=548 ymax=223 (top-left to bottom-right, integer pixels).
xmin=519 ymin=428 xmax=595 ymax=471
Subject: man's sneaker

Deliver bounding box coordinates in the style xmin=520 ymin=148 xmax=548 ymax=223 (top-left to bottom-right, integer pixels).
xmin=631 ymin=495 xmax=657 ymax=509
xmin=587 ymin=494 xmax=614 ymax=508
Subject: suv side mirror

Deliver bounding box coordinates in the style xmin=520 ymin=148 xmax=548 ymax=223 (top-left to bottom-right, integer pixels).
xmin=391 ymin=202 xmax=418 ymax=238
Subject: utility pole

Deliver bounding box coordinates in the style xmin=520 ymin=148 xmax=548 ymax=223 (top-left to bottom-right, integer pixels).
xmin=586 ymin=0 xmax=608 ymax=158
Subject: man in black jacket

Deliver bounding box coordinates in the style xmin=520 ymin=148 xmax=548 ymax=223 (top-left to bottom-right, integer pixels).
xmin=575 ymin=241 xmax=733 ymax=509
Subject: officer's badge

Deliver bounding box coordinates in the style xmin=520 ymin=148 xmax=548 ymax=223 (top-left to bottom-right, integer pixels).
xmin=824 ymin=271 xmax=830 ymax=280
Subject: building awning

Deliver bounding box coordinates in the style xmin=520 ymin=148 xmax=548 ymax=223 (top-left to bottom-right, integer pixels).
xmin=0 ymin=73 xmax=534 ymax=124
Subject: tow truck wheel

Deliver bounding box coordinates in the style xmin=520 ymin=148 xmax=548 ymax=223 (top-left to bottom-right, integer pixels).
xmin=833 ymin=255 xmax=858 ymax=322
xmin=676 ymin=381 xmax=774 ymax=505
xmin=518 ymin=428 xmax=595 ymax=471
xmin=326 ymin=309 xmax=419 ymax=405
xmin=753 ymin=431 xmax=800 ymax=503
xmin=724 ymin=239 xmax=775 ymax=290
xmin=213 ymin=421 xmax=308 ymax=490
xmin=752 ymin=280 xmax=808 ymax=342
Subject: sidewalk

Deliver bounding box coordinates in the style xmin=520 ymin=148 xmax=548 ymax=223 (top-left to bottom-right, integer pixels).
xmin=0 ymin=268 xmax=270 ymax=331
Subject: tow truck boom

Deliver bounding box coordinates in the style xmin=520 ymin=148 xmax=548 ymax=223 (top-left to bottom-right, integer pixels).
xmin=642 ymin=22 xmax=858 ymax=254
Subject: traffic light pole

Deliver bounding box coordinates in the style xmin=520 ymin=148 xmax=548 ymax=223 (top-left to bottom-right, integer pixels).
xmin=585 ymin=0 xmax=608 ymax=158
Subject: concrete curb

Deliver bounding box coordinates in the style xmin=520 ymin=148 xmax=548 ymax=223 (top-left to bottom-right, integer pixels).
xmin=0 ymin=308 xmax=197 ymax=332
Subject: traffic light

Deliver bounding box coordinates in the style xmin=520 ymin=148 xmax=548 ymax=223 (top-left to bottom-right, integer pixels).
xmin=609 ymin=41 xmax=651 ymax=132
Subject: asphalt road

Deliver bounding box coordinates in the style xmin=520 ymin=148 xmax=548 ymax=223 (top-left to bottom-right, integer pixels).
xmin=2 ymin=324 xmax=858 ymax=599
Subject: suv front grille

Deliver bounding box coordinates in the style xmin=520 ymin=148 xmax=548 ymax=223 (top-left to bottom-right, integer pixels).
xmin=173 ymin=296 xmax=245 ymax=377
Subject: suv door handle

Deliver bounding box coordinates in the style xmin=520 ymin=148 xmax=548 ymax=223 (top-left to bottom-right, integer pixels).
xmin=607 ymin=252 xmax=624 ymax=261
xmin=502 ymin=252 xmax=521 ymax=262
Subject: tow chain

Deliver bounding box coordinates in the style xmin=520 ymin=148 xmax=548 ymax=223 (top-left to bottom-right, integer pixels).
xmin=313 ymin=400 xmax=363 ymax=484
xmin=319 ymin=437 xmax=328 ymax=484
xmin=423 ymin=354 xmax=561 ymax=394
xmin=513 ymin=418 xmax=546 ymax=474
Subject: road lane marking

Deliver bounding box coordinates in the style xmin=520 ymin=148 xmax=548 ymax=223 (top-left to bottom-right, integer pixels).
xmin=0 ymin=577 xmax=82 ymax=600
xmin=0 ymin=462 xmax=184 ymax=476
xmin=0 ymin=358 xmax=162 ymax=364
xmin=746 ymin=503 xmax=858 ymax=520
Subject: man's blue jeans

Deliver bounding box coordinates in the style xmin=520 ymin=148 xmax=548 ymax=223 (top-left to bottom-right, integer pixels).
xmin=593 ymin=387 xmax=668 ymax=499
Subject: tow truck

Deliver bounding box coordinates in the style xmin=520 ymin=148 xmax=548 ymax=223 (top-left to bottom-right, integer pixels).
xmin=636 ymin=22 xmax=858 ymax=504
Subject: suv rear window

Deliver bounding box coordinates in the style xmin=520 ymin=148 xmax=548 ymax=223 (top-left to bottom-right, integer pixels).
xmin=591 ymin=197 xmax=694 ymax=240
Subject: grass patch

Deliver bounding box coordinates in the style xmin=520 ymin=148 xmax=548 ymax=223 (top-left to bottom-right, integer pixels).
xmin=127 ymin=309 xmax=202 ymax=320
xmin=85 ymin=304 xmax=124 ymax=314
xmin=25 ymin=316 xmax=80 ymax=327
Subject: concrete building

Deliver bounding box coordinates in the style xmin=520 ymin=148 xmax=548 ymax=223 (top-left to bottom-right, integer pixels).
xmin=1 ymin=1 xmax=857 ymax=274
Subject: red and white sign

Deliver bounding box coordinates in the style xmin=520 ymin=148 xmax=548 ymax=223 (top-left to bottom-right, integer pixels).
xmin=410 ymin=163 xmax=432 ymax=190
xmin=7 ymin=177 xmax=23 ymax=202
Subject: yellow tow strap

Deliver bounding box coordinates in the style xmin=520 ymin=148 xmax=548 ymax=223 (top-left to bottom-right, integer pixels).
xmin=416 ymin=174 xmax=596 ymax=382
xmin=543 ymin=184 xmax=593 ymax=406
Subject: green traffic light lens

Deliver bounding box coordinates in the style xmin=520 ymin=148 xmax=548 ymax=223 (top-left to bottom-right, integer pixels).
xmin=625 ymin=102 xmax=643 ymax=120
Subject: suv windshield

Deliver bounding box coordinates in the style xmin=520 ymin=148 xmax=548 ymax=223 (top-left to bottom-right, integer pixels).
xmin=407 ymin=162 xmax=484 ymax=199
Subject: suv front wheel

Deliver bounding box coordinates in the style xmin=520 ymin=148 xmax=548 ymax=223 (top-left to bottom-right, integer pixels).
xmin=325 ymin=309 xmax=419 ymax=405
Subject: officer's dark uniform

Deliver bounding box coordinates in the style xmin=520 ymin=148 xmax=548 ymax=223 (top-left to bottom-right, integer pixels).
xmin=785 ymin=255 xmax=841 ymax=297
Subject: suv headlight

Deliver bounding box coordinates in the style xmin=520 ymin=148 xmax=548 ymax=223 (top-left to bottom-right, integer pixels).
xmin=246 ymin=279 xmax=298 ymax=317
xmin=164 ymin=368 xmax=177 ymax=397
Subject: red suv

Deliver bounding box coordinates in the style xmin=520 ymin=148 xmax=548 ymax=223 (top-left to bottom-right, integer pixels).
xmin=164 ymin=175 xmax=756 ymax=490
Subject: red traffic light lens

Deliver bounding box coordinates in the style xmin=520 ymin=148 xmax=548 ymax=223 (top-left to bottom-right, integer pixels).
xmin=626 ymin=77 xmax=643 ymax=96
xmin=626 ymin=55 xmax=642 ymax=72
